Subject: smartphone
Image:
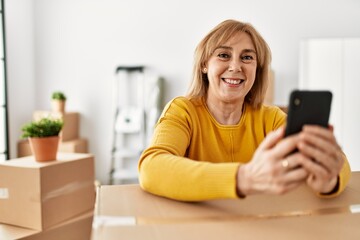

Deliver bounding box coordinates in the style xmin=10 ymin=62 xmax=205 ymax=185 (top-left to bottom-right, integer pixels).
xmin=284 ymin=90 xmax=332 ymax=137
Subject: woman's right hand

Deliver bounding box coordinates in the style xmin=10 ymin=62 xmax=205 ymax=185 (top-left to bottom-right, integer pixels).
xmin=236 ymin=127 xmax=309 ymax=196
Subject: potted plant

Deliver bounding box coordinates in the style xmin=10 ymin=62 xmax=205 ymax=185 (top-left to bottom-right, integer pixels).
xmin=21 ymin=117 xmax=64 ymax=162
xmin=51 ymin=91 xmax=67 ymax=112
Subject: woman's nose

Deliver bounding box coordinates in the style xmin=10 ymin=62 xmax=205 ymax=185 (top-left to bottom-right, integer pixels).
xmin=228 ymin=59 xmax=243 ymax=72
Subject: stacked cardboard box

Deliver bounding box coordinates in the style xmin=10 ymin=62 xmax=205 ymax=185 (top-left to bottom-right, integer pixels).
xmin=0 ymin=153 xmax=95 ymax=239
xmin=0 ymin=211 xmax=93 ymax=240
xmin=17 ymin=111 xmax=88 ymax=158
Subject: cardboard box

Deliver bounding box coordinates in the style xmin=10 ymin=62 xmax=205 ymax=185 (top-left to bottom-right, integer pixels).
xmin=0 ymin=223 xmax=38 ymax=240
xmin=33 ymin=111 xmax=80 ymax=141
xmin=17 ymin=139 xmax=33 ymax=157
xmin=60 ymin=112 xmax=80 ymax=141
xmin=59 ymin=138 xmax=88 ymax=153
xmin=92 ymin=173 xmax=360 ymax=239
xmin=91 ymin=213 xmax=360 ymax=240
xmin=0 ymin=210 xmax=93 ymax=240
xmin=0 ymin=153 xmax=95 ymax=230
xmin=17 ymin=139 xmax=88 ymax=158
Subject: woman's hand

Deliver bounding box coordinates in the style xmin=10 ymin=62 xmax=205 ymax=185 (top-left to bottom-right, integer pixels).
xmin=237 ymin=127 xmax=309 ymax=196
xmin=297 ymin=125 xmax=344 ymax=194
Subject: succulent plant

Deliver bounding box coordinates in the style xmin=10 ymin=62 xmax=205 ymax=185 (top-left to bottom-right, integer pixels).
xmin=51 ymin=91 xmax=67 ymax=101
xmin=21 ymin=118 xmax=64 ymax=138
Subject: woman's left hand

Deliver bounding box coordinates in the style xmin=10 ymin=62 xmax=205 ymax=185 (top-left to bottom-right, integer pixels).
xmin=297 ymin=125 xmax=344 ymax=194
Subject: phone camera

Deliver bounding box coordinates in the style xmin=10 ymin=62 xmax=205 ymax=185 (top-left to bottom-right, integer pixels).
xmin=293 ymin=97 xmax=302 ymax=110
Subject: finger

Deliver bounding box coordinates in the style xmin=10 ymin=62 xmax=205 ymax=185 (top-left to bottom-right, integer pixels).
xmin=302 ymin=125 xmax=337 ymax=144
xmin=297 ymin=142 xmax=340 ymax=175
xmin=258 ymin=127 xmax=284 ymax=151
xmin=299 ymin=153 xmax=338 ymax=178
xmin=277 ymin=156 xmax=308 ymax=185
xmin=298 ymin=127 xmax=342 ymax=172
xmin=270 ymin=133 xmax=299 ymax=159
xmin=275 ymin=179 xmax=305 ymax=195
xmin=284 ymin=167 xmax=308 ymax=182
xmin=280 ymin=153 xmax=306 ymax=172
xmin=299 ymin=129 xmax=340 ymax=156
xmin=287 ymin=152 xmax=335 ymax=178
xmin=306 ymin=174 xmax=336 ymax=193
xmin=278 ymin=174 xmax=308 ymax=193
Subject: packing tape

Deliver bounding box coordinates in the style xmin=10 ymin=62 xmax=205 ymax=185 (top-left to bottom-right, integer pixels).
xmin=0 ymin=188 xmax=9 ymax=199
xmin=350 ymin=204 xmax=360 ymax=213
xmin=92 ymin=216 xmax=136 ymax=229
xmin=41 ymin=180 xmax=94 ymax=202
xmin=93 ymin=204 xmax=360 ymax=226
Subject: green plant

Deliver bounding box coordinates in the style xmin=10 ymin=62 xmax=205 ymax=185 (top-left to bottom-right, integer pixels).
xmin=21 ymin=118 xmax=64 ymax=138
xmin=52 ymin=91 xmax=67 ymax=101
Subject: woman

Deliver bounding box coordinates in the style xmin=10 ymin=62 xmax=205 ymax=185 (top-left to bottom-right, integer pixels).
xmin=138 ymin=19 xmax=351 ymax=201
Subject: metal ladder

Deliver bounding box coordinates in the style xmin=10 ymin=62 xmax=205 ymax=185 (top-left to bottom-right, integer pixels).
xmin=109 ymin=66 xmax=146 ymax=184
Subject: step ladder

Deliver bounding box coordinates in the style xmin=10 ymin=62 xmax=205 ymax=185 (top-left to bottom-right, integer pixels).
xmin=109 ymin=66 xmax=146 ymax=184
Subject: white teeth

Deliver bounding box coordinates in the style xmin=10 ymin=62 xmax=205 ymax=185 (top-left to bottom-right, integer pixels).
xmin=223 ymin=78 xmax=242 ymax=84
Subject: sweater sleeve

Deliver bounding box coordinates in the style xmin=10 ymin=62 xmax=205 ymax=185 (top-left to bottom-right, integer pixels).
xmin=138 ymin=98 xmax=240 ymax=201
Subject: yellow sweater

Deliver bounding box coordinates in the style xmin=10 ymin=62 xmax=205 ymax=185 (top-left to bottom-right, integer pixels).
xmin=138 ymin=96 xmax=351 ymax=201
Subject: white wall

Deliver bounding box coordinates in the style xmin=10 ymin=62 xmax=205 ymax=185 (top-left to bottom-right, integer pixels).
xmin=5 ymin=0 xmax=360 ymax=183
xmin=299 ymin=38 xmax=360 ymax=171
xmin=5 ymin=0 xmax=35 ymax=160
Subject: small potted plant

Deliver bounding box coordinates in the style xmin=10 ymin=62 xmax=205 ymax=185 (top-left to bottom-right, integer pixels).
xmin=21 ymin=117 xmax=64 ymax=162
xmin=51 ymin=91 xmax=67 ymax=113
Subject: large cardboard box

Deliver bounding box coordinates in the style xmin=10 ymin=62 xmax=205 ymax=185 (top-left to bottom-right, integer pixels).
xmin=0 ymin=210 xmax=93 ymax=240
xmin=33 ymin=111 xmax=80 ymax=141
xmin=91 ymin=213 xmax=360 ymax=240
xmin=0 ymin=153 xmax=95 ymax=230
xmin=92 ymin=174 xmax=360 ymax=239
xmin=17 ymin=138 xmax=88 ymax=158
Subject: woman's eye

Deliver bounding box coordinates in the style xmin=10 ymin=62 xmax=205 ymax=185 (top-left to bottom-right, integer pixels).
xmin=217 ymin=53 xmax=230 ymax=59
xmin=241 ymin=55 xmax=255 ymax=62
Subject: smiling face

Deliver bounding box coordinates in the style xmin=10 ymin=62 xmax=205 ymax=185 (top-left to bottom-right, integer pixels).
xmin=205 ymin=32 xmax=257 ymax=105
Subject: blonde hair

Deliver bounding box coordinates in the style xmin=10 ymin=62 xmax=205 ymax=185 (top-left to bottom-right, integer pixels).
xmin=186 ymin=19 xmax=271 ymax=109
